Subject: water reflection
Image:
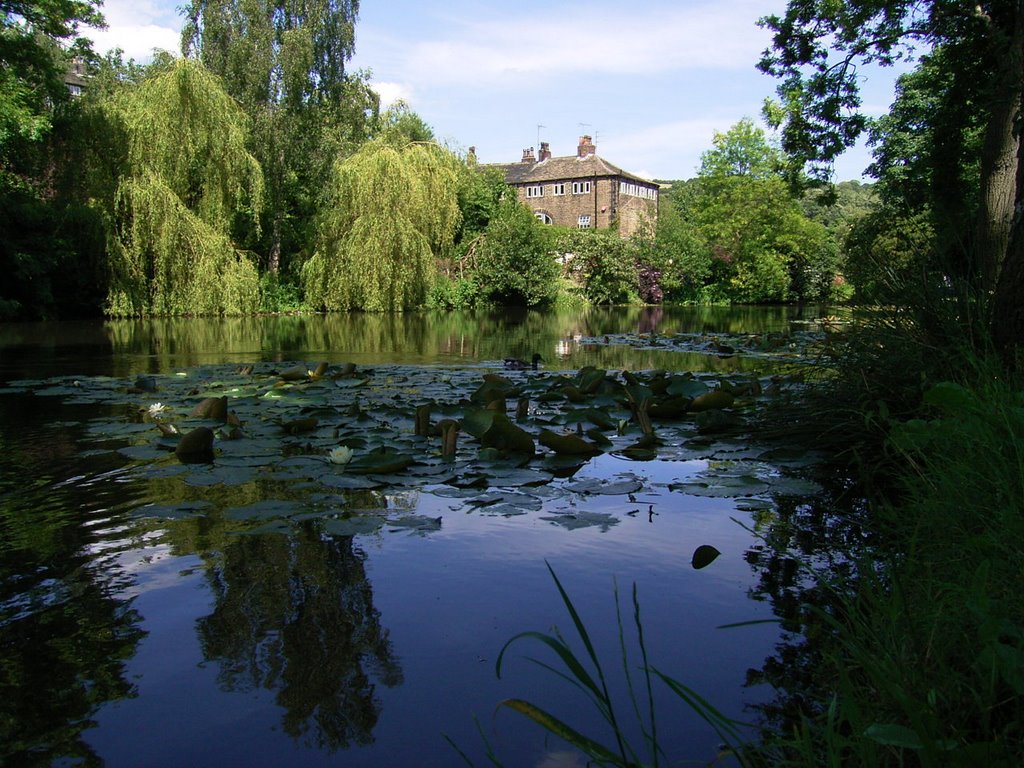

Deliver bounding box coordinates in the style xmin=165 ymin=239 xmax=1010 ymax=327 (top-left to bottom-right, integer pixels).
xmin=0 ymin=398 xmax=147 ymax=765
xmin=196 ymin=526 xmax=402 ymax=750
xmin=742 ymin=473 xmax=871 ymax=736
xmin=0 ymin=306 xmax=835 ymax=381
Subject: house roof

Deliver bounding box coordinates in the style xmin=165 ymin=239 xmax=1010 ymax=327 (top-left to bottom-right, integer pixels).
xmin=492 ymin=153 xmax=659 ymax=187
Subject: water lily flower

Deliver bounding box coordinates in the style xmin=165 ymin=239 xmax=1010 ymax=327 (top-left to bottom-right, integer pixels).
xmin=328 ymin=445 xmax=353 ymax=465
xmin=148 ymin=402 xmax=168 ymax=417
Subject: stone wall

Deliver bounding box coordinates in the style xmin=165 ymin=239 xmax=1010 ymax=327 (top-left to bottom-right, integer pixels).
xmin=516 ymin=176 xmax=656 ymax=237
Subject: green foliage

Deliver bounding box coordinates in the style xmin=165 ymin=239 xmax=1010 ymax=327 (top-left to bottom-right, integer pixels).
xmin=759 ymin=0 xmax=1024 ymax=360
xmin=426 ymin=276 xmax=479 ymax=310
xmin=374 ymin=100 xmax=434 ymax=144
xmin=0 ymin=172 xmax=70 ymax=318
xmin=465 ymin=563 xmax=753 ymax=767
xmin=557 ymin=228 xmax=640 ymax=305
xmin=646 ymin=187 xmax=713 ymax=303
xmin=456 ymin=164 xmax=507 ymax=245
xmin=471 ymin=195 xmax=558 ymax=307
xmin=106 ymin=59 xmax=263 ymax=316
xmin=259 ymin=272 xmax=307 ymax=313
xmin=845 ymin=206 xmax=936 ymax=301
xmin=182 ymin=0 xmax=378 ymax=275
xmin=303 ymin=139 xmax=462 ymax=311
xmin=699 ymin=117 xmax=784 ymax=180
xmin=657 ymin=121 xmax=842 ymax=304
xmin=0 ymin=0 xmax=103 ymax=162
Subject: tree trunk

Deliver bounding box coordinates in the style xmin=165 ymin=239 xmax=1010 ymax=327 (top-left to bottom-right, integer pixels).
xmin=974 ymin=8 xmax=1023 ymax=290
xmin=989 ymin=6 xmax=1024 ymax=366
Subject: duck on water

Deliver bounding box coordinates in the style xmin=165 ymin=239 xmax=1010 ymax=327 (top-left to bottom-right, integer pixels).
xmin=503 ymin=353 xmax=543 ymax=370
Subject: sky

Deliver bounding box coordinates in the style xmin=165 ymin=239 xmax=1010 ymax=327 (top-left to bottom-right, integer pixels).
xmin=84 ymin=0 xmax=910 ymax=182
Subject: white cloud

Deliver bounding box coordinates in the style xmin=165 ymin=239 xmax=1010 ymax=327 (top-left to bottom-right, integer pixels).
xmin=398 ymin=1 xmax=773 ymax=88
xmin=372 ymin=81 xmax=414 ymax=109
xmin=601 ymin=117 xmax=748 ymax=179
xmin=87 ymin=0 xmax=182 ymax=61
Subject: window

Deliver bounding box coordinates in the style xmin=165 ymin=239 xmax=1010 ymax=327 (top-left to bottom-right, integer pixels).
xmin=619 ymin=181 xmax=657 ymax=200
xmin=571 ymin=181 xmax=592 ymax=195
xmin=535 ymin=212 xmax=553 ymax=224
xmin=578 ymin=214 xmax=592 ymax=229
xmin=552 ymin=183 xmax=565 ymax=196
xmin=525 ymin=185 xmax=543 ymax=198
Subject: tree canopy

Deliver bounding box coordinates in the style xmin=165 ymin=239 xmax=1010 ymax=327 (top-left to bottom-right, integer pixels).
xmin=181 ymin=0 xmax=377 ymax=277
xmin=302 ymin=139 xmax=462 ymax=311
xmin=759 ymin=0 xmax=1024 ymax=359
xmin=105 ymin=58 xmax=263 ymax=316
xmin=0 ymin=0 xmax=104 ymax=158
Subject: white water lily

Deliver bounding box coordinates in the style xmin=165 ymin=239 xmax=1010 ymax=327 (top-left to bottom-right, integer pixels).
xmin=328 ymin=445 xmax=353 ymax=465
xmin=148 ymin=402 xmax=168 ymax=417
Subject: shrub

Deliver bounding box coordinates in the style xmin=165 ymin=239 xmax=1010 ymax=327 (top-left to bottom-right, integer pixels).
xmin=472 ymin=196 xmax=558 ymax=307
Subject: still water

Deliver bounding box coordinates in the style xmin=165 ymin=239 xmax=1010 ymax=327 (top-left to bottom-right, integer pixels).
xmin=0 ymin=307 xmax=828 ymax=767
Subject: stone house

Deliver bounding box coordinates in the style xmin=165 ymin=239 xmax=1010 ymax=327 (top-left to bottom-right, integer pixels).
xmin=487 ymin=135 xmax=660 ymax=237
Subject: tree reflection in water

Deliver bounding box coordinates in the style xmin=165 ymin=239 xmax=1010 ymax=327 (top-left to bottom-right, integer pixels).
xmin=196 ymin=523 xmax=402 ymax=750
xmin=742 ymin=473 xmax=874 ymax=737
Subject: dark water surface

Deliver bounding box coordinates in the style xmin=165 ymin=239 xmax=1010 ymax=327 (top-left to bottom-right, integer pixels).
xmin=0 ymin=307 xmax=829 ymax=767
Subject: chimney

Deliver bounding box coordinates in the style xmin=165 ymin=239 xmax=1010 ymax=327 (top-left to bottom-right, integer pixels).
xmin=521 ymin=147 xmax=536 ymax=163
xmin=577 ymin=135 xmax=596 ymax=158
xmin=539 ymin=141 xmax=551 ymax=161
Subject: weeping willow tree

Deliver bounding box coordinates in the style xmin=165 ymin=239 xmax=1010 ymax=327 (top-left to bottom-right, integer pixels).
xmin=303 ymin=140 xmax=462 ymax=311
xmin=105 ymin=58 xmax=264 ymax=316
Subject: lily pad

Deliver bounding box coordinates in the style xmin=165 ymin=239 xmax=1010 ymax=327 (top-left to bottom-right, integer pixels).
xmin=540 ymin=511 xmax=619 ymax=532
xmin=321 ymin=516 xmax=385 ymax=537
xmin=131 ymin=501 xmax=212 ymax=520
xmin=223 ymin=500 xmax=303 ymax=521
xmin=346 ymin=448 xmax=415 ymax=475
xmin=387 ymin=515 xmax=442 ymax=534
xmin=691 ymin=544 xmax=722 ymax=569
xmin=566 ymin=476 xmax=645 ymax=495
xmin=539 ymin=429 xmax=603 ymax=457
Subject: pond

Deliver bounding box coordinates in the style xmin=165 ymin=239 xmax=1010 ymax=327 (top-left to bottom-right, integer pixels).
xmin=0 ymin=306 xmax=833 ymax=767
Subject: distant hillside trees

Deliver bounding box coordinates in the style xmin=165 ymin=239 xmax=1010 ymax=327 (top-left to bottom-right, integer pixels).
xmin=653 ymin=119 xmax=842 ymax=304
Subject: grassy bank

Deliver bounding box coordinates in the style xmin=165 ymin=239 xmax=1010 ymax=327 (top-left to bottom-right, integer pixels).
xmin=767 ymin=369 xmax=1024 ymax=766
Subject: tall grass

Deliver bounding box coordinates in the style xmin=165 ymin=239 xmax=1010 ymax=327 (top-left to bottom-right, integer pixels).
xmin=752 ymin=281 xmax=1024 ymax=765
xmin=448 ymin=561 xmax=754 ymax=767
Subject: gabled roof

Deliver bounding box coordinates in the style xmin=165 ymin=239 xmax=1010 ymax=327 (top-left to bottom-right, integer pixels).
xmin=493 ymin=153 xmax=658 ymax=187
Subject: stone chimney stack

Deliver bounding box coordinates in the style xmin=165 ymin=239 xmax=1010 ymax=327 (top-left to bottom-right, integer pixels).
xmin=577 ymin=135 xmax=596 ymax=158
xmin=539 ymin=141 xmax=551 ymax=161
xmin=521 ymin=147 xmax=536 ymax=163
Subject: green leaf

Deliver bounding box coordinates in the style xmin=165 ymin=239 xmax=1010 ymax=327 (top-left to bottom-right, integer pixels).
xmin=462 ymin=409 xmax=496 ymax=438
xmin=923 ymin=381 xmax=976 ymax=415
xmin=864 ymin=723 xmax=924 ymax=749
xmin=689 ymin=390 xmax=735 ymax=412
xmin=539 ymin=429 xmax=603 ymax=456
xmin=667 ymin=378 xmax=710 ymax=399
xmin=691 ymin=544 xmax=722 ymax=569
xmin=498 ymin=699 xmax=622 ymax=764
xmin=346 ymin=448 xmax=415 ymax=475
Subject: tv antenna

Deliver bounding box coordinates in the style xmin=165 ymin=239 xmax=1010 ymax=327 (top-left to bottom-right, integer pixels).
xmin=537 ymin=124 xmax=546 ymax=148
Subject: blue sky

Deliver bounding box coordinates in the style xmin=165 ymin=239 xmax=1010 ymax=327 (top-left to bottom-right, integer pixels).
xmin=87 ymin=0 xmax=909 ymax=181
